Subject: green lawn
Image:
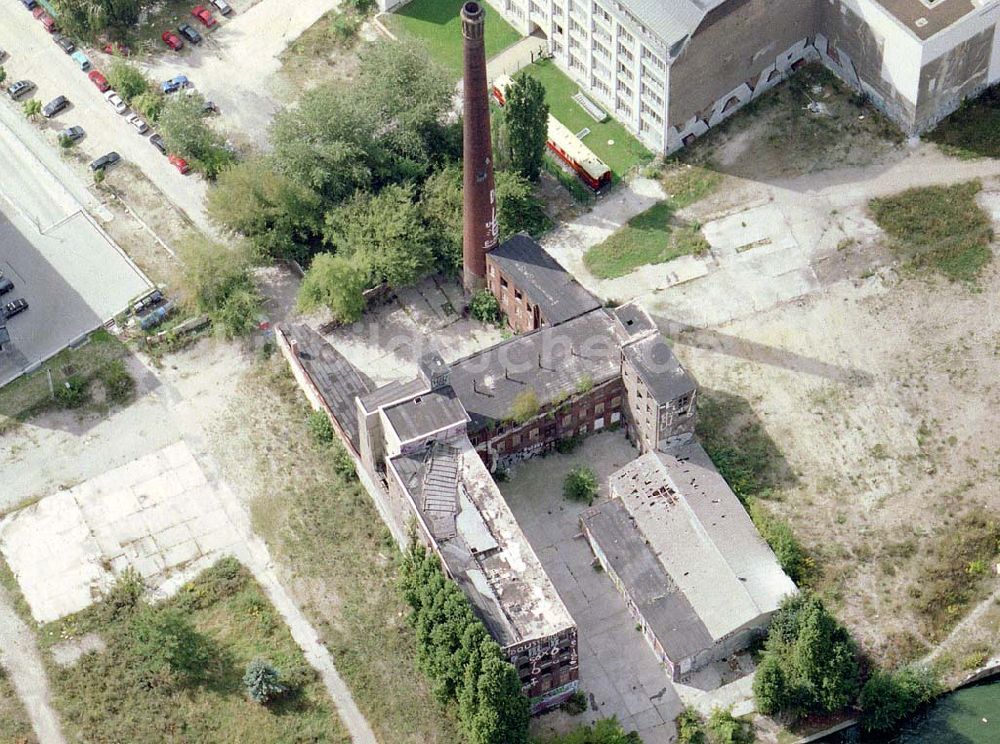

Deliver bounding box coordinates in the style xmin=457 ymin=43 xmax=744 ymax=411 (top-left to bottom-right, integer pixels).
xmin=519 ymin=58 xmax=652 ymax=178
xmin=868 ymin=180 xmax=994 ymax=281
xmin=385 ymin=0 xmax=522 ymax=78
xmin=583 ymin=201 xmax=709 ymax=279
xmin=42 ymin=559 xmax=350 ymax=744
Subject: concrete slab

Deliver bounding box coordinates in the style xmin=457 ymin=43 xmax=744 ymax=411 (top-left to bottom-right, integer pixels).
xmin=0 ymin=441 xmax=244 ymax=623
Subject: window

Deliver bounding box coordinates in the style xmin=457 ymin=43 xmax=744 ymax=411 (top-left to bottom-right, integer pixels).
xmin=500 ymin=277 xmax=508 ymax=288
xmin=530 ymin=428 xmax=539 ymax=440
xmin=497 ymin=440 xmax=506 ymax=452
xmin=595 ymin=402 xmax=605 ymax=414
xmin=515 ymin=289 xmax=522 ymax=300
xmin=611 ymin=396 xmax=621 ymax=407
xmin=513 ymin=433 xmax=522 ymax=445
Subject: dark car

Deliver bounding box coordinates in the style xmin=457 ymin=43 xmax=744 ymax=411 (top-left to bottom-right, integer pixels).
xmin=42 ymin=95 xmax=69 ymax=118
xmin=89 ymin=151 xmax=121 ymax=171
xmin=150 ymin=133 xmax=167 ymax=154
xmin=177 ymin=23 xmax=202 ymax=44
xmin=0 ymin=277 xmax=13 ymax=296
xmin=20 ymin=0 xmax=37 ymax=8
xmin=60 ymin=125 xmax=85 ymax=142
xmin=6 ymin=80 xmax=35 ymax=100
xmin=53 ymin=34 xmax=75 ymax=53
xmin=3 ymin=299 xmax=28 ymax=319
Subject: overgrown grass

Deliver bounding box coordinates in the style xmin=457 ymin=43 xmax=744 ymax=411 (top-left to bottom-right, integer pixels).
xmin=0 ymin=667 xmax=36 ymax=744
xmin=520 ymin=58 xmax=652 ymax=179
xmin=224 ymin=359 xmax=462 ymax=743
xmin=868 ymin=180 xmax=993 ymax=281
xmin=384 ymin=0 xmax=521 ymax=78
xmin=907 ymin=513 xmax=1000 ymax=641
xmin=280 ymin=8 xmax=364 ymax=89
xmin=927 ymin=84 xmax=1000 ymax=159
xmin=660 ymin=163 xmax=722 ymax=209
xmin=41 ymin=558 xmax=349 ymax=743
xmin=0 ymin=329 xmax=130 ymax=430
xmin=583 ymin=201 xmax=708 ymax=279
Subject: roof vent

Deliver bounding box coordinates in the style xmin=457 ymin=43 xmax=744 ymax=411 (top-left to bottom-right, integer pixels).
xmin=915 ymin=17 xmax=928 ymax=27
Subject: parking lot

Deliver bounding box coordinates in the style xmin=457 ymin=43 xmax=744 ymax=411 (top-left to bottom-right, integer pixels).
xmin=0 ymin=105 xmax=150 ymax=387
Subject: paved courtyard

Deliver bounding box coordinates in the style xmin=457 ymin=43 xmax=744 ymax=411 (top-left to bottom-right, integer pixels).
xmin=500 ymin=432 xmax=683 ymax=743
xmin=0 ymin=441 xmax=245 ymax=623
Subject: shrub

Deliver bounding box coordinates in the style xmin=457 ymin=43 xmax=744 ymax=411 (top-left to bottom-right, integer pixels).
xmin=243 ymin=658 xmax=286 ymax=704
xmin=0 ymin=66 xmax=6 ymax=85
xmin=860 ymin=666 xmax=941 ymax=732
xmin=676 ymin=707 xmax=705 ymax=743
xmin=107 ymin=60 xmax=149 ymax=102
xmin=131 ymin=91 xmax=165 ymax=122
xmin=562 ymin=690 xmax=588 ymax=715
xmin=508 ymin=388 xmax=539 ymax=424
xmin=99 ymin=359 xmax=135 ymax=405
xmin=332 ymin=441 xmax=356 ymax=480
xmin=470 ymin=290 xmax=502 ymax=325
xmin=748 ymin=501 xmax=810 ymax=584
xmin=307 ymin=411 xmax=335 ymax=444
xmin=128 ymin=606 xmax=211 ymax=683
xmin=564 ymin=466 xmax=598 ymax=505
xmin=55 ymin=375 xmax=89 ymax=408
xmin=706 ymin=707 xmax=753 ymax=744
xmin=59 ymin=134 xmax=77 ymax=149
xmin=101 ymin=567 xmax=144 ymax=622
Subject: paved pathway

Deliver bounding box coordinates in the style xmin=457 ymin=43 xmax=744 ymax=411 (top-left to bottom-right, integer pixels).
xmin=0 ymin=586 xmax=66 ymax=744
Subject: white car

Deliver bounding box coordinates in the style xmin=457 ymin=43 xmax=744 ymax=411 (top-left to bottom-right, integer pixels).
xmin=103 ymin=90 xmax=128 ymax=114
xmin=125 ymin=113 xmax=149 ymax=134
xmin=211 ymin=0 xmax=232 ymax=14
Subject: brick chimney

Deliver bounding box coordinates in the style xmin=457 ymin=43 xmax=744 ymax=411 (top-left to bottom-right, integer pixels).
xmin=461 ymin=1 xmax=498 ymax=295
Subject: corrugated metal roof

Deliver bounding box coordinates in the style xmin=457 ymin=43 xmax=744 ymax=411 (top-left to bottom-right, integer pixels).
xmin=617 ymin=0 xmax=728 ymax=48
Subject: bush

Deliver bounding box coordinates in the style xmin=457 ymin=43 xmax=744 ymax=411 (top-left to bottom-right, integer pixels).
xmin=470 ymin=290 xmax=502 ymax=326
xmin=128 ymin=606 xmax=211 ymax=683
xmin=562 ymin=690 xmax=588 ymax=715
xmin=307 ymin=411 xmax=335 ymax=444
xmin=564 ymin=466 xmax=598 ymax=505
xmin=177 ymin=238 xmax=261 ymax=338
xmin=546 ymin=718 xmax=642 ymax=743
xmin=706 ymin=707 xmax=753 ymax=744
xmin=99 ymin=359 xmax=135 ymax=405
xmin=676 ymin=707 xmax=705 ymax=744
xmin=55 ymin=375 xmax=89 ymax=408
xmin=101 ymin=567 xmax=144 ymax=622
xmin=243 ymin=658 xmax=286 ymax=704
xmin=860 ymin=666 xmax=941 ymax=732
xmin=297 ymin=253 xmax=368 ymax=324
xmin=131 ymin=91 xmax=165 ymax=123
xmin=332 ymin=441 xmax=356 ymax=480
xmin=748 ymin=501 xmax=809 ymax=584
xmin=508 ymin=388 xmax=539 ymax=424
xmin=59 ymin=134 xmax=78 ymax=149
xmin=107 ymin=60 xmax=150 ymax=102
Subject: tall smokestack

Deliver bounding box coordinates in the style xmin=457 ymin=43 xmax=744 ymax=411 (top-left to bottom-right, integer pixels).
xmin=461 ymin=1 xmax=498 ymax=295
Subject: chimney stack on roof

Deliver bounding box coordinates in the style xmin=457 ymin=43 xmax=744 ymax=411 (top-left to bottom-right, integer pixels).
xmin=461 ymin=1 xmax=498 ymax=295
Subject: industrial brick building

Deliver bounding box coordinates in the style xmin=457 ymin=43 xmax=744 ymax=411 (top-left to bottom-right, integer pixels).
xmin=384 ymin=0 xmax=1000 ymax=154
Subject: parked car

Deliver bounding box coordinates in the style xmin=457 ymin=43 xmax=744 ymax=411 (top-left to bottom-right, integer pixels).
xmin=103 ymin=90 xmax=127 ymax=114
xmin=60 ymin=125 xmax=85 ymax=143
xmin=168 ymin=154 xmax=190 ymax=174
xmin=33 ymin=8 xmax=56 ymax=32
xmin=132 ymin=290 xmax=164 ymax=314
xmin=161 ymin=74 xmax=190 ymax=94
xmin=161 ymin=31 xmax=184 ymax=51
xmin=3 ymin=299 xmax=28 ymax=320
xmin=42 ymin=95 xmax=69 ymax=118
xmin=211 ymin=0 xmax=232 ymax=15
xmin=125 ymin=113 xmax=149 ymax=134
xmin=6 ymin=80 xmax=35 ymax=100
xmin=20 ymin=0 xmax=37 ymax=9
xmin=0 ymin=277 xmax=13 ymax=296
xmin=71 ymin=50 xmax=91 ymax=70
xmin=53 ymin=34 xmax=75 ymax=53
xmin=177 ymin=23 xmax=202 ymax=44
xmin=191 ymin=5 xmax=217 ymax=27
xmin=89 ymin=152 xmax=121 ymax=172
xmin=150 ymin=133 xmax=167 ymax=155
xmin=88 ymin=70 xmax=110 ymax=92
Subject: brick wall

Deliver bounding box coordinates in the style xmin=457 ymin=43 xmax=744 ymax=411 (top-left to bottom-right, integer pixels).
xmin=486 ymin=257 xmax=543 ymax=333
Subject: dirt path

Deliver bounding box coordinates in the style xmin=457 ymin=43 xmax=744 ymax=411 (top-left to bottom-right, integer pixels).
xmin=0 ymin=586 xmax=66 ymax=744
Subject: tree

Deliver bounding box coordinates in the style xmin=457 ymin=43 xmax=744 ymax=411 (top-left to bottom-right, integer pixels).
xmin=131 ymin=90 xmax=165 ymax=123
xmin=705 ymin=707 xmax=754 ymax=744
xmin=107 ymin=59 xmax=149 ymax=102
xmin=751 ymin=654 xmax=788 ymax=716
xmin=243 ymin=658 xmax=286 ymax=704
xmin=129 ymin=606 xmax=210 ymax=682
xmin=491 ymin=106 xmax=512 ymax=173
xmin=323 ymin=184 xmax=434 ymax=288
xmin=463 ymin=650 xmax=530 ymax=744
xmin=297 ymin=253 xmax=368 ymax=323
xmin=564 ymin=465 xmax=599 ymax=505
xmin=158 ymin=93 xmax=233 ymax=178
xmin=504 ymin=74 xmax=549 ymax=181
xmin=470 ymin=291 xmax=502 ymax=325
xmin=675 ymin=707 xmax=706 ymax=744
xmin=53 ymin=0 xmax=142 ymax=37
xmin=176 ymin=237 xmax=261 ymax=337
xmin=208 ymin=158 xmax=323 ymax=261
xmin=859 ymin=666 xmax=940 ymax=732
xmin=496 ymin=170 xmax=550 ymax=239
xmin=22 ymin=99 xmax=41 ymax=121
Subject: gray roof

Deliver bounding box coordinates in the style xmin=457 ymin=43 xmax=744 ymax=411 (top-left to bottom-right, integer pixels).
xmin=358 ymin=377 xmax=427 ymax=413
xmin=616 ymin=0 xmax=728 ymax=49
xmin=612 ymin=302 xmax=657 ymax=341
xmin=623 ymin=335 xmax=696 ymax=404
xmin=449 ymin=309 xmax=622 ymax=432
xmin=582 ymin=499 xmax=713 ymax=661
xmin=487 ymin=234 xmax=601 ymax=327
xmin=280 ymin=324 xmax=373 ymax=450
xmin=608 ymin=443 xmax=796 ymax=641
xmin=389 ymin=436 xmax=575 ymax=648
xmin=382 ymin=386 xmax=469 ymax=444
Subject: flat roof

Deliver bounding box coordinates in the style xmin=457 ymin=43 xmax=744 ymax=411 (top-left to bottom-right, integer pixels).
xmin=382 ymin=386 xmax=469 ymax=444
xmin=618 ymin=0 xmax=727 ymax=48
xmin=872 ymin=0 xmax=983 ymax=41
xmin=358 ymin=377 xmax=427 ymax=414
xmin=607 ymin=443 xmax=796 ymax=641
xmin=582 ymin=499 xmax=714 ymax=661
xmin=279 ymin=324 xmax=374 ymax=451
xmin=487 ymin=234 xmax=602 ymax=327
xmin=612 ymin=302 xmax=658 ymax=341
xmin=389 ymin=436 xmax=575 ymax=647
xmin=449 ymin=309 xmax=623 ymax=432
xmin=623 ymin=335 xmax=697 ymax=404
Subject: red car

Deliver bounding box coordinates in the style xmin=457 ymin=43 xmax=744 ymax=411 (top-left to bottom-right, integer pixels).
xmin=33 ymin=8 xmax=56 ymax=32
xmin=168 ymin=154 xmax=190 ymax=174
xmin=161 ymin=31 xmax=184 ymax=50
xmin=88 ymin=70 xmax=110 ymax=92
xmin=191 ymin=5 xmax=217 ymax=27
